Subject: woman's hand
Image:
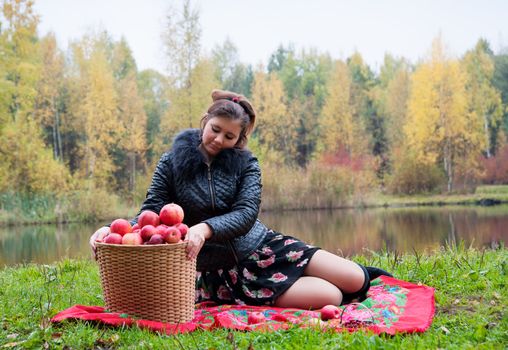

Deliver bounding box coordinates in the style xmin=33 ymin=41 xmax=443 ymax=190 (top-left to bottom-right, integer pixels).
xmin=185 ymin=223 xmax=212 ymax=260
xmin=89 ymin=226 xmax=110 ymax=259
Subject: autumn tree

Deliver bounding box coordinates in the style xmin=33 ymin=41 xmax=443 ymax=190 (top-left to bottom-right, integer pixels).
xmin=372 ymin=54 xmax=411 ymax=151
xmin=111 ymin=37 xmax=136 ymax=81
xmin=162 ymin=0 xmax=199 ymax=89
xmin=116 ymin=74 xmax=147 ymax=192
xmin=0 ymin=0 xmax=40 ymax=121
xmin=162 ymin=0 xmax=200 ymax=129
xmin=137 ymin=69 xmax=169 ymax=161
xmin=161 ymin=0 xmax=218 ymax=143
xmin=384 ymin=64 xmax=411 ymax=149
xmin=111 ymin=39 xmax=147 ymax=192
xmin=138 ymin=69 xmax=168 ymax=164
xmin=68 ymin=33 xmax=121 ymax=188
xmin=0 ymin=0 xmax=70 ymax=194
xmin=163 ymin=58 xmax=218 ymax=140
xmin=319 ymin=60 xmax=357 ymax=155
xmin=34 ymin=32 xmax=65 ymax=160
xmin=251 ymin=68 xmax=292 ymax=163
xmin=463 ymin=39 xmax=504 ymax=158
xmin=405 ymin=37 xmax=484 ymax=192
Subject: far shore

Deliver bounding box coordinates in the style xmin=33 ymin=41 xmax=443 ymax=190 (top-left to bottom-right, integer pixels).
xmin=1 ymin=185 xmax=507 ymax=227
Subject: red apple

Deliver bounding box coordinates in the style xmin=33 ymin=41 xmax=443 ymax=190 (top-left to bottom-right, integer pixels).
xmin=138 ymin=210 xmax=160 ymax=228
xmin=162 ymin=226 xmax=182 ymax=244
xmin=175 ymin=223 xmax=189 ymax=239
xmin=140 ymin=224 xmax=157 ymax=242
xmin=145 ymin=233 xmax=165 ymax=245
xmin=247 ymin=311 xmax=265 ymax=324
xmin=103 ymin=233 xmax=123 ymax=244
xmin=110 ymin=219 xmax=132 ymax=236
xmin=155 ymin=224 xmax=168 ymax=236
xmin=132 ymin=223 xmax=140 ymax=231
xmin=122 ymin=232 xmax=143 ymax=245
xmin=94 ymin=227 xmax=110 ymax=242
xmin=320 ymin=305 xmax=340 ymax=321
xmin=159 ymin=203 xmax=184 ymax=226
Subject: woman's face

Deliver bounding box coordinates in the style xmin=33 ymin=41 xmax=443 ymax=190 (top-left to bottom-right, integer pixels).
xmin=201 ymin=116 xmax=243 ymax=157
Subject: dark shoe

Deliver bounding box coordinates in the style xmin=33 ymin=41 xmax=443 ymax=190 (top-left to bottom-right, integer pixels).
xmin=342 ymin=264 xmax=370 ymax=305
xmin=365 ymin=266 xmax=393 ymax=281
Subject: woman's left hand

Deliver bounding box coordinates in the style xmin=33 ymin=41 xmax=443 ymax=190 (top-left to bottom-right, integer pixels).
xmin=185 ymin=223 xmax=212 ymax=260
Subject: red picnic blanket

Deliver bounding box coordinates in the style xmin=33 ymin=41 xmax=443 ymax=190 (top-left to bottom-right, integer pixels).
xmin=51 ymin=276 xmax=435 ymax=335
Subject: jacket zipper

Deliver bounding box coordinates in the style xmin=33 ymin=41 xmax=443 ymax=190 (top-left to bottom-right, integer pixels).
xmin=206 ymin=164 xmax=239 ymax=264
xmin=207 ymin=165 xmax=215 ymax=211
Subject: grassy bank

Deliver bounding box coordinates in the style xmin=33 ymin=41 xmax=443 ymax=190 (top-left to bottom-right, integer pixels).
xmin=365 ymin=185 xmax=508 ymax=208
xmin=0 ymin=191 xmax=139 ymax=226
xmin=1 ymin=245 xmax=506 ymax=349
xmin=1 ymin=184 xmax=508 ymax=226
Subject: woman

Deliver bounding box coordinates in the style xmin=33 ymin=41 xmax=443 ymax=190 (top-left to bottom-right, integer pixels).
xmin=90 ymin=89 xmax=391 ymax=309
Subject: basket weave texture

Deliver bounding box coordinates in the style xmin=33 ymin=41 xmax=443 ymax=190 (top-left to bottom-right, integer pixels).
xmin=96 ymin=241 xmax=196 ymax=323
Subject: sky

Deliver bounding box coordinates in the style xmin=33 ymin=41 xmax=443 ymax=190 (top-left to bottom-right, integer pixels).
xmin=33 ymin=0 xmax=507 ymax=73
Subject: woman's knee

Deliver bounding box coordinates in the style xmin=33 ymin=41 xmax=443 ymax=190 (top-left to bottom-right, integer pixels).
xmin=274 ymin=276 xmax=343 ymax=309
xmin=305 ymin=249 xmax=366 ymax=293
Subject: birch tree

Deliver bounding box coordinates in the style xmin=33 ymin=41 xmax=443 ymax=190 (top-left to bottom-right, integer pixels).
xmin=463 ymin=39 xmax=503 ymax=158
xmin=405 ymin=37 xmax=483 ymax=192
xmin=34 ymin=32 xmax=65 ymax=160
xmin=251 ymin=69 xmax=293 ymax=162
xmin=0 ymin=0 xmax=69 ymax=194
xmin=319 ymin=60 xmax=356 ymax=155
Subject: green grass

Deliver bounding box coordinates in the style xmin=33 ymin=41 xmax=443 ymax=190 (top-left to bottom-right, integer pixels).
xmin=366 ymin=184 xmax=508 ymax=208
xmin=476 ymin=185 xmax=508 ymax=195
xmin=1 ymin=245 xmax=507 ymax=349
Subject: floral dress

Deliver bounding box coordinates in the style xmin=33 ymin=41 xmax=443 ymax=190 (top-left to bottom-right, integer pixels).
xmin=195 ymin=230 xmax=320 ymax=306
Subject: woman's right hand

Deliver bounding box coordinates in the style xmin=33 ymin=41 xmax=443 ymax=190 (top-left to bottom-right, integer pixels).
xmin=90 ymin=226 xmax=110 ymax=259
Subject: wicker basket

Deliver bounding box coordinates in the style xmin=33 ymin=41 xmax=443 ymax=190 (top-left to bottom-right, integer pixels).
xmin=95 ymin=241 xmax=196 ymax=323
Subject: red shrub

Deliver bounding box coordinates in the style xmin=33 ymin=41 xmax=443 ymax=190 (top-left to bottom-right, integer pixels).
xmin=481 ymin=145 xmax=508 ymax=184
xmin=320 ymin=146 xmax=371 ymax=172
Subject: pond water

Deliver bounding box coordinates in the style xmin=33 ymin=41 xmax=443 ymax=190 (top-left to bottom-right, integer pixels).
xmin=1 ymin=205 xmax=507 ymax=267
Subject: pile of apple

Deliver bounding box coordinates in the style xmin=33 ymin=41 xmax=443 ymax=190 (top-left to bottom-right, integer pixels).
xmin=246 ymin=305 xmax=340 ymax=326
xmin=97 ymin=203 xmax=188 ymax=245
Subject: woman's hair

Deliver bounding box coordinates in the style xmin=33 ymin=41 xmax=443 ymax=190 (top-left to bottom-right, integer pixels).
xmin=200 ymin=89 xmax=256 ymax=148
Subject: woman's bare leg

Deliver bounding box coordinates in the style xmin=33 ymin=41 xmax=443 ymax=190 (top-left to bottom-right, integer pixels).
xmin=273 ymin=276 xmax=343 ymax=309
xmin=304 ymin=249 xmax=365 ymax=294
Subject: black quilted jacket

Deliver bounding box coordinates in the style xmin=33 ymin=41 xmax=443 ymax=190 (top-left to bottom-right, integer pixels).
xmin=134 ymin=128 xmax=268 ymax=271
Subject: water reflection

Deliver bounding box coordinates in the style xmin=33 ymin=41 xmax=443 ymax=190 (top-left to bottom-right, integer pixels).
xmin=0 ymin=223 xmax=97 ymax=266
xmin=1 ymin=206 xmax=507 ymax=266
xmin=259 ymin=206 xmax=507 ymax=256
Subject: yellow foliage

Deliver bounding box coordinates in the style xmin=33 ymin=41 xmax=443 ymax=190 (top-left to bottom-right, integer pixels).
xmin=251 ymin=69 xmax=293 ymax=161
xmin=34 ymin=33 xmax=64 ymax=129
xmin=117 ymin=72 xmax=147 ymax=155
xmin=0 ymin=116 xmax=70 ymax=194
xmin=67 ymin=40 xmax=122 ymax=188
xmin=405 ymin=36 xmax=485 ymax=191
xmin=385 ymin=69 xmax=411 ymax=147
xmin=319 ymin=59 xmax=369 ymax=157
xmin=319 ymin=60 xmax=354 ymax=153
xmin=162 ymin=58 xmax=219 ymax=144
xmin=462 ymin=40 xmax=504 ymax=157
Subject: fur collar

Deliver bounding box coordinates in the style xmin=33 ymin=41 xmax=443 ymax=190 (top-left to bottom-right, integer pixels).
xmin=171 ymin=129 xmax=252 ymax=179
